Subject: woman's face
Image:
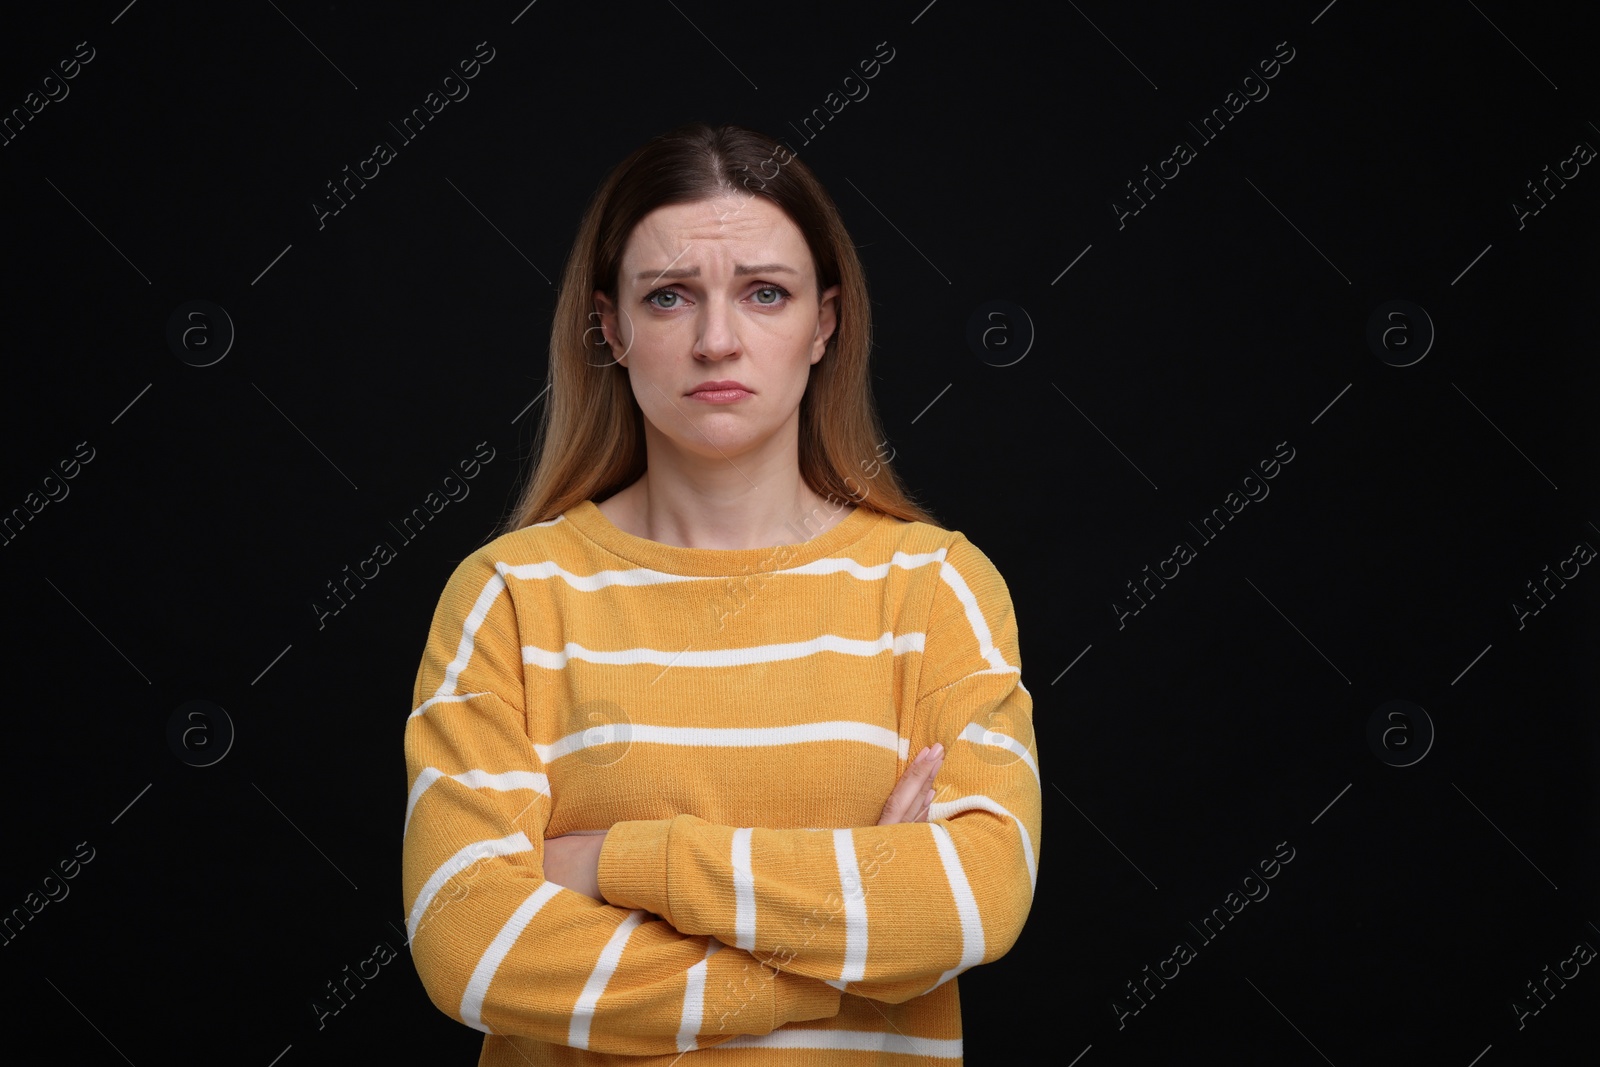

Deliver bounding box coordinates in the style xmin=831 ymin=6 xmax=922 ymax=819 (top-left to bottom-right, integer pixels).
xmin=592 ymin=193 xmax=840 ymax=470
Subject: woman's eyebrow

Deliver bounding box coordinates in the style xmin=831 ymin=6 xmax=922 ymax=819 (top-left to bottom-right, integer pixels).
xmin=633 ymin=263 xmax=800 ymax=281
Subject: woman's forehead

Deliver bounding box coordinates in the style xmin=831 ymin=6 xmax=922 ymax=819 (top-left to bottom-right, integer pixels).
xmin=623 ymin=197 xmax=810 ymax=273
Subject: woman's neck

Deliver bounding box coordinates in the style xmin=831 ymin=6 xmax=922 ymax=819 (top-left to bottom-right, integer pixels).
xmin=597 ymin=472 xmax=854 ymax=551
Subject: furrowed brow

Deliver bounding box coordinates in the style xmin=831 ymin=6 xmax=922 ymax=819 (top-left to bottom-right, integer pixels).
xmin=633 ymin=263 xmax=800 ymax=281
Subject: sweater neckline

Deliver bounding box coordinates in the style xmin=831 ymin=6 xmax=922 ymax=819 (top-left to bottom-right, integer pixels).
xmin=563 ymin=497 xmax=881 ymax=576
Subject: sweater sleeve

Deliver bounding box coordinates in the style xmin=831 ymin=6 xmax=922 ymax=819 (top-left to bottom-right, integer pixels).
xmin=402 ymin=547 xmax=843 ymax=1052
xmin=595 ymin=534 xmax=1042 ymax=1004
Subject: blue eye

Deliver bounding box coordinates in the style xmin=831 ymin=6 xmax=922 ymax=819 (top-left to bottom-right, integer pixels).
xmin=643 ymin=285 xmax=791 ymax=309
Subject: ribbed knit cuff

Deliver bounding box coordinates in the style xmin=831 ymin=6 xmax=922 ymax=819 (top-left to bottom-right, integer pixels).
xmin=771 ymin=972 xmax=844 ymax=1029
xmin=596 ymin=818 xmax=673 ymax=917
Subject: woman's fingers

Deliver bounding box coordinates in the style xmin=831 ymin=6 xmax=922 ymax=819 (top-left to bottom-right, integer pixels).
xmin=878 ymin=744 xmax=944 ymax=825
xmin=896 ymin=748 xmax=940 ymax=825
xmin=878 ymin=757 xmax=919 ymax=825
xmin=542 ymin=833 xmax=606 ymax=900
xmin=913 ymin=787 xmax=934 ymax=822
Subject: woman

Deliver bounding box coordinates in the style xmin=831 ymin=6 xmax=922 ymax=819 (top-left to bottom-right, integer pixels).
xmin=403 ymin=122 xmax=1040 ymax=1066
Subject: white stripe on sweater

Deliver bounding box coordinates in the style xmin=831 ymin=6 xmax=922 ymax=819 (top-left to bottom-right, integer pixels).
xmin=408 ymin=831 xmax=533 ymax=942
xmin=731 ymin=828 xmax=756 ymax=951
xmin=498 ymin=548 xmax=949 ymax=590
xmin=955 ymin=722 xmax=1040 ymax=784
xmin=568 ymin=910 xmax=649 ymax=1050
xmin=500 ymin=558 xmax=705 ymax=590
xmin=536 ymin=721 xmax=911 ymax=763
xmin=440 ymin=570 xmax=511 ymax=698
xmin=459 ymin=880 xmax=562 ymax=1032
xmin=676 ymin=939 xmax=721 ymax=1052
xmin=522 ymin=631 xmax=924 ymax=670
xmin=404 ymin=768 xmax=549 ymax=837
xmin=929 ymin=823 xmax=985 ymax=989
xmin=717 ymin=1028 xmax=963 ymax=1058
xmin=931 ymin=794 xmax=1038 ymax=893
xmin=833 ymin=829 xmax=868 ymax=984
xmin=937 ymin=555 xmax=1014 ymax=674
xmin=407 ymin=564 xmax=515 ymax=721
xmin=409 ymin=689 xmax=495 ymax=720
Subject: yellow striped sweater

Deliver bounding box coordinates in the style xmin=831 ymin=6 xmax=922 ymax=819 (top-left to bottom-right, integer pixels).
xmin=402 ymin=498 xmax=1041 ymax=1065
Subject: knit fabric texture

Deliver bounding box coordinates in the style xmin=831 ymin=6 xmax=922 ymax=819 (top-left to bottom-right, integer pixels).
xmin=402 ymin=499 xmax=1041 ymax=1065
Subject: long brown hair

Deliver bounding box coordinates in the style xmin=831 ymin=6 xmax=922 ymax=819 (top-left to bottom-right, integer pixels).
xmin=490 ymin=122 xmax=941 ymax=539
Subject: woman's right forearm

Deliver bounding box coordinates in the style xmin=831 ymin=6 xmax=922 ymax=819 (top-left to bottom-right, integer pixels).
xmin=405 ymin=866 xmax=840 ymax=1050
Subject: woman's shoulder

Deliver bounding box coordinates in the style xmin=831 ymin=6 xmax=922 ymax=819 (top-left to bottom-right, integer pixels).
xmin=873 ymin=515 xmax=1015 ymax=601
xmin=864 ymin=507 xmax=970 ymax=556
xmin=452 ymin=509 xmax=589 ymax=578
xmin=853 ymin=509 xmax=1017 ymax=595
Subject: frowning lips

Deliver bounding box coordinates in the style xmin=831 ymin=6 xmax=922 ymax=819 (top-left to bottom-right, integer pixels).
xmin=688 ymin=380 xmax=751 ymax=394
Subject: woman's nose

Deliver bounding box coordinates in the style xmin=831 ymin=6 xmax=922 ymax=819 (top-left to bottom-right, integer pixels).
xmin=693 ymin=299 xmax=741 ymax=359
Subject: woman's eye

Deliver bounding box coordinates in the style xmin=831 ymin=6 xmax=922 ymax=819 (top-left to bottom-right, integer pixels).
xmin=646 ymin=286 xmax=788 ymax=309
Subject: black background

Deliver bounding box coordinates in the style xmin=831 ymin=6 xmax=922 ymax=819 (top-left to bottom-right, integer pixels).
xmin=1 ymin=2 xmax=1596 ymax=1064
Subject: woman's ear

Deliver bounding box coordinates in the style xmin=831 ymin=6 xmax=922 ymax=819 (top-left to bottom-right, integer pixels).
xmin=811 ymin=283 xmax=841 ymax=363
xmin=592 ymin=289 xmax=625 ymax=365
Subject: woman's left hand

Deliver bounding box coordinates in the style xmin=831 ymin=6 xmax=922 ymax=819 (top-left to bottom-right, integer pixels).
xmin=543 ymin=830 xmax=608 ymax=900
